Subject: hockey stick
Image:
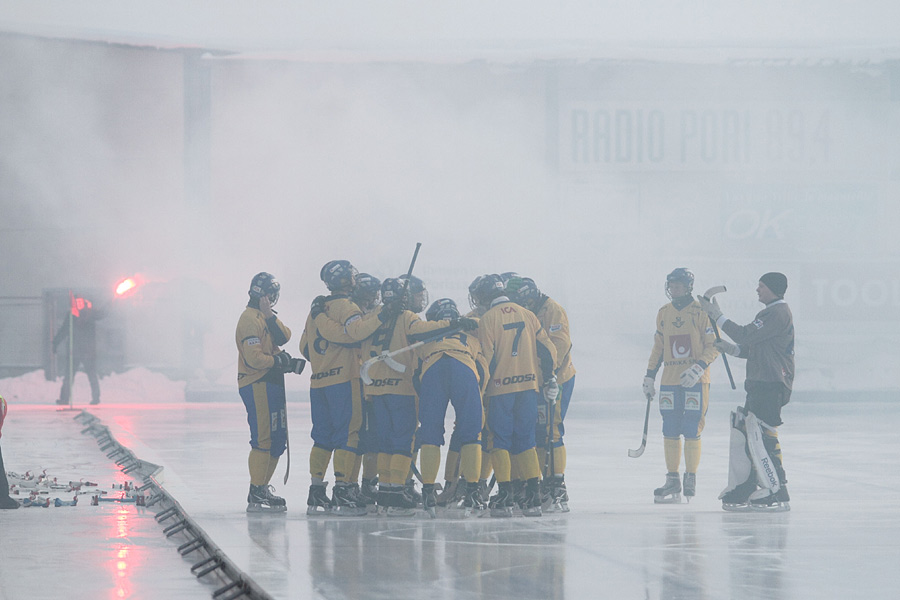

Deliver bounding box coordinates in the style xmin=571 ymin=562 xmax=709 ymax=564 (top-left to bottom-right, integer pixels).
xmin=360 ymin=242 xmax=423 ymax=385
xmin=543 ymin=390 xmax=556 ymax=477
xmin=360 ymin=327 xmax=466 ymax=384
xmin=283 ymin=402 xmax=291 ymax=485
xmin=628 ymin=394 xmax=652 ymax=458
xmin=701 ymin=286 xmax=737 ymax=390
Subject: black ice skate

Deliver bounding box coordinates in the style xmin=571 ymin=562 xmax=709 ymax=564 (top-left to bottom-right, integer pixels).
xmin=435 ymin=479 xmax=458 ymax=507
xmin=306 ymin=483 xmax=332 ymax=516
xmin=748 ymin=485 xmax=790 ymax=512
xmin=683 ymin=472 xmax=696 ymax=502
xmin=463 ymin=480 xmax=487 ymax=517
xmin=422 ymin=483 xmax=437 ymax=519
xmin=654 ymin=472 xmax=682 ymax=504
xmin=247 ymin=484 xmax=287 ymax=513
xmin=489 ymin=482 xmax=514 ymax=518
xmin=359 ymin=477 xmax=379 ymax=513
xmin=719 ymin=479 xmax=758 ymax=512
xmin=331 ymin=482 xmax=367 ymax=517
xmin=377 ymin=484 xmax=417 ymax=517
xmin=521 ymin=478 xmax=543 ymax=517
xmin=542 ymin=475 xmax=570 ymax=513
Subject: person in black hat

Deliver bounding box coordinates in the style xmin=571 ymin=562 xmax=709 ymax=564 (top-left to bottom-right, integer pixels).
xmin=699 ymin=272 xmax=794 ymax=512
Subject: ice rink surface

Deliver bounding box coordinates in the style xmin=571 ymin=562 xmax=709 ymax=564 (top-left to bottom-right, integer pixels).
xmin=2 ymin=389 xmax=899 ymax=600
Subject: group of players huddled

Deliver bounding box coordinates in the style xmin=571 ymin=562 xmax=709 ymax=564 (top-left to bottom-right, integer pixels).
xmin=235 ymin=261 xmax=575 ymax=518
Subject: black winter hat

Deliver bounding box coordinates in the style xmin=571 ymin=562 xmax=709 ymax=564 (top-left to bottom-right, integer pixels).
xmin=759 ymin=272 xmax=788 ymax=298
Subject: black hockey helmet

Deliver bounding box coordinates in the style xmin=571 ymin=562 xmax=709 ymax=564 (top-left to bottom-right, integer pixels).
xmin=320 ymin=260 xmax=358 ymax=292
xmin=509 ymin=276 xmax=541 ymax=308
xmin=426 ymin=298 xmax=460 ymax=322
xmin=398 ymin=274 xmax=428 ymax=313
xmin=469 ymin=274 xmax=505 ymax=310
xmin=351 ymin=273 xmax=382 ymax=310
xmin=665 ymin=267 xmax=694 ymax=299
xmin=500 ymin=272 xmax=520 ymax=288
xmin=249 ymin=272 xmax=281 ymax=306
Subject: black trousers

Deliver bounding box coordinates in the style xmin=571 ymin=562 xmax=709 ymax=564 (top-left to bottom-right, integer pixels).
xmin=744 ymin=380 xmax=791 ymax=427
xmin=0 ymin=443 xmax=10 ymax=499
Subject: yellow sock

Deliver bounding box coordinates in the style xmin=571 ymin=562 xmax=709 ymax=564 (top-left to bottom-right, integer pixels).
xmin=491 ymin=449 xmax=511 ymax=483
xmin=460 ymin=443 xmax=482 ymax=483
xmin=377 ymin=453 xmax=391 ymax=482
xmin=309 ymin=446 xmax=332 ymax=482
xmin=664 ymin=437 xmax=682 ymax=473
xmin=444 ymin=449 xmax=461 ymax=482
xmin=249 ymin=449 xmax=270 ymax=486
xmin=264 ymin=454 xmax=280 ymax=484
xmin=684 ymin=438 xmax=701 ymax=473
xmin=515 ymin=449 xmax=541 ymax=480
xmin=552 ymin=445 xmax=567 ymax=476
xmin=389 ymin=454 xmax=412 ymax=485
xmin=420 ymin=445 xmax=441 ymax=485
xmin=333 ymin=449 xmax=355 ymax=483
xmin=480 ymin=450 xmax=493 ymax=481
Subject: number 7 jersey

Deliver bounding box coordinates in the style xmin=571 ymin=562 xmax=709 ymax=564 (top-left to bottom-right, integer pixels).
xmin=477 ymin=299 xmax=557 ymax=397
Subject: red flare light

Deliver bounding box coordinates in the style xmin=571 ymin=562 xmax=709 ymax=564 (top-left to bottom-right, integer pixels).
xmin=114 ymin=275 xmax=143 ymax=299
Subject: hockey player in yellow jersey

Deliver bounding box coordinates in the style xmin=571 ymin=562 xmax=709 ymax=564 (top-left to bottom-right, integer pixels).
xmin=417 ymin=298 xmax=486 ymax=517
xmin=349 ymin=273 xmax=383 ymax=508
xmin=507 ymin=276 xmax=575 ymax=513
xmin=643 ymin=268 xmax=719 ymax=503
xmin=236 ymin=272 xmax=305 ymax=513
xmin=475 ymin=274 xmax=557 ymax=517
xmin=361 ymin=276 xmax=476 ymax=515
xmin=299 ymin=260 xmax=385 ymax=516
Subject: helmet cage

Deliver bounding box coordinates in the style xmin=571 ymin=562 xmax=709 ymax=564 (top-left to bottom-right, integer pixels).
xmin=249 ymin=272 xmax=281 ymax=306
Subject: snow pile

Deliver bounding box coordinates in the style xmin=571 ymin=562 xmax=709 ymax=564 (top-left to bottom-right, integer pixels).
xmin=0 ymin=367 xmax=186 ymax=405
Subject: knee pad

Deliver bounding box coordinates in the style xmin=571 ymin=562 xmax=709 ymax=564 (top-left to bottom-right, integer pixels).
xmin=745 ymin=412 xmax=781 ymax=493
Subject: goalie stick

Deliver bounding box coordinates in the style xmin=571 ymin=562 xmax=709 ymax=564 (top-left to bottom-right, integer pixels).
xmin=628 ymin=394 xmax=652 ymax=458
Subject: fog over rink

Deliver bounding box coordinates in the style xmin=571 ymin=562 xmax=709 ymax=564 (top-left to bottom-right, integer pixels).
xmin=1 ymin=2 xmax=899 ymax=394
xmin=1 ymin=4 xmax=900 ymax=600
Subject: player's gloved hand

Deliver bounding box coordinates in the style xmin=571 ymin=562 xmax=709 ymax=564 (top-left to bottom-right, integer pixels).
xmin=378 ymin=302 xmax=401 ymax=324
xmin=272 ymin=351 xmax=293 ymax=372
xmin=310 ymin=296 xmax=328 ymax=319
xmin=289 ymin=357 xmax=306 ymax=375
xmin=543 ymin=376 xmax=559 ymax=403
xmin=450 ymin=317 xmax=479 ymax=331
xmin=715 ymin=340 xmax=740 ymax=356
xmin=642 ymin=376 xmax=656 ymax=400
xmin=679 ymin=363 xmax=705 ymax=388
xmin=698 ymin=296 xmax=723 ymax=322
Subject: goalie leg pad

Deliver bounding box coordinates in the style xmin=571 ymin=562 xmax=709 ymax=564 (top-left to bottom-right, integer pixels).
xmin=744 ymin=412 xmax=781 ymax=494
xmin=718 ymin=409 xmax=755 ymax=501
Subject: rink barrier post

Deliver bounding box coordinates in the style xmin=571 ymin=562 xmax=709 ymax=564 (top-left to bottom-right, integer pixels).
xmin=178 ymin=537 xmax=206 ymax=556
xmin=155 ymin=505 xmax=179 ymax=522
xmin=76 ymin=410 xmax=276 ymax=600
